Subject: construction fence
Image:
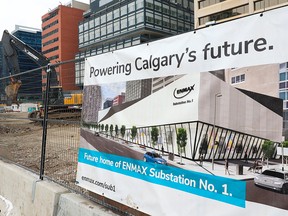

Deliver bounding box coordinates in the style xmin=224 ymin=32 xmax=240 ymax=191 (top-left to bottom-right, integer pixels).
xmin=0 ymin=61 xmax=142 ymax=216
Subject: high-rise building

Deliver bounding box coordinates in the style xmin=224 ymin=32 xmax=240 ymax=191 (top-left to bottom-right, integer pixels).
xmin=11 ymin=25 xmax=43 ymax=102
xmin=76 ymin=0 xmax=195 ymax=87
xmin=113 ymin=93 xmax=125 ymax=106
xmin=103 ymin=98 xmax=113 ymax=109
xmin=195 ymin=0 xmax=288 ymax=29
xmin=41 ymin=0 xmax=89 ymax=91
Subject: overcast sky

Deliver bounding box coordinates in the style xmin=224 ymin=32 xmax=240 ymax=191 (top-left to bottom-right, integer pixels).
xmin=0 ymin=0 xmax=89 ymax=35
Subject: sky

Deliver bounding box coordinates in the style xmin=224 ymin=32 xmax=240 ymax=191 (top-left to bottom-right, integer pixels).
xmin=0 ymin=0 xmax=90 ymax=34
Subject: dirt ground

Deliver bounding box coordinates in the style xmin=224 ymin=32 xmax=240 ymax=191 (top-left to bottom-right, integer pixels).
xmin=0 ymin=112 xmax=80 ymax=185
xmin=0 ymin=112 xmax=149 ymax=215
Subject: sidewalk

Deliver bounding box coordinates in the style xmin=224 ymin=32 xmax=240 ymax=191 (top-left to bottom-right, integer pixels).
xmin=90 ymin=129 xmax=286 ymax=181
xmin=127 ymin=141 xmax=286 ymax=180
xmin=164 ymin=155 xmax=286 ymax=180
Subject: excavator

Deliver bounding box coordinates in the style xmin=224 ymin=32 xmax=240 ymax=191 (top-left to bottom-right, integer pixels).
xmin=1 ymin=30 xmax=81 ymax=120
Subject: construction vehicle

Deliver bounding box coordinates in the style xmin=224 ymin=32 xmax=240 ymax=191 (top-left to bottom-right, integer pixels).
xmin=1 ymin=30 xmax=82 ymax=120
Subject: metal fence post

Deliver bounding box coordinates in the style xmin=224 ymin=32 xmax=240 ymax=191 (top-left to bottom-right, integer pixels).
xmin=39 ymin=64 xmax=51 ymax=180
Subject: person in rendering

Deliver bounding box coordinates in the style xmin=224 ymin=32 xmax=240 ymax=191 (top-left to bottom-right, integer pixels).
xmin=225 ymin=159 xmax=230 ymax=175
xmin=199 ymin=154 xmax=203 ymax=166
xmin=244 ymin=152 xmax=248 ymax=163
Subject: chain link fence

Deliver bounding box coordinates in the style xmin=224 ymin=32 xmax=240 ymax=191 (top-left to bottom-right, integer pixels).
xmin=0 ymin=61 xmax=144 ymax=216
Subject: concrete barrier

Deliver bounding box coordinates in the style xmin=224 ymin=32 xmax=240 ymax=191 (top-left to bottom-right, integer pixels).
xmin=0 ymin=160 xmax=119 ymax=216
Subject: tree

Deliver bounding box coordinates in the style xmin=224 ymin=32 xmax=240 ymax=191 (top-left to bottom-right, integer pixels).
xmin=235 ymin=142 xmax=243 ymax=154
xmin=151 ymin=126 xmax=159 ymax=150
xmin=177 ymin=128 xmax=187 ymax=165
xmin=199 ymin=135 xmax=208 ymax=155
xmin=262 ymin=140 xmax=275 ymax=167
xmin=282 ymin=141 xmax=288 ymax=148
xmin=105 ymin=124 xmax=109 ymax=135
xmin=281 ymin=141 xmax=288 ymax=166
xmin=101 ymin=124 xmax=104 ymax=131
xmin=115 ymin=125 xmax=119 ymax=137
xmin=109 ymin=124 xmax=114 ymax=137
xmin=120 ymin=125 xmax=126 ymax=139
xmin=131 ymin=126 xmax=137 ymax=143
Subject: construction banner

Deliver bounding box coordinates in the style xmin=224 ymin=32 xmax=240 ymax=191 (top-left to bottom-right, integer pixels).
xmin=77 ymin=6 xmax=288 ymax=216
xmin=84 ymin=7 xmax=288 ymax=85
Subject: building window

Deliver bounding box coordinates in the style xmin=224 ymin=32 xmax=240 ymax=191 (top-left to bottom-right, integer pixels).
xmin=43 ymin=20 xmax=59 ymax=31
xmin=43 ymin=37 xmax=59 ymax=47
xmin=286 ymin=101 xmax=288 ymax=109
xmin=280 ymin=82 xmax=286 ymax=89
xmin=280 ymin=91 xmax=286 ymax=100
xmin=254 ymin=0 xmax=288 ymax=11
xmin=42 ymin=46 xmax=59 ymax=54
xmin=42 ymin=29 xmax=58 ymax=39
xmin=280 ymin=72 xmax=287 ymax=81
xmin=198 ymin=0 xmax=228 ymax=9
xmin=231 ymin=74 xmax=245 ymax=84
xmin=199 ymin=4 xmax=249 ymax=25
xmin=42 ymin=10 xmax=59 ymax=22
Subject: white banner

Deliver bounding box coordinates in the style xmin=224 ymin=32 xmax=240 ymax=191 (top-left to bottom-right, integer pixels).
xmin=78 ymin=6 xmax=288 ymax=216
xmin=84 ymin=6 xmax=288 ymax=85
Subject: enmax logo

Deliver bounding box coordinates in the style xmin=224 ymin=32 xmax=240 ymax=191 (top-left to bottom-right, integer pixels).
xmin=173 ymin=84 xmax=195 ymax=99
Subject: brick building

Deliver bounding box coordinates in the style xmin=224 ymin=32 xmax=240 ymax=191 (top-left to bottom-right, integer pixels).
xmin=41 ymin=0 xmax=88 ymax=91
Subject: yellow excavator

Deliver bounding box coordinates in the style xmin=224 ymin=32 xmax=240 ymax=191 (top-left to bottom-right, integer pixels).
xmin=5 ymin=77 xmax=22 ymax=106
xmin=1 ymin=30 xmax=81 ymax=120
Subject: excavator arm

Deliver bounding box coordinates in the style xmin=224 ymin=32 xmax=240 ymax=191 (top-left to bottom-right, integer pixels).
xmin=1 ymin=30 xmax=61 ymax=105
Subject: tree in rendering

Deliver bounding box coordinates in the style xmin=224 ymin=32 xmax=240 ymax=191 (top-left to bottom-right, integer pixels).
xmin=151 ymin=126 xmax=159 ymax=150
xmin=105 ymin=124 xmax=109 ymax=136
xmin=101 ymin=124 xmax=104 ymax=132
xmin=199 ymin=135 xmax=208 ymax=155
xmin=109 ymin=124 xmax=114 ymax=138
xmin=115 ymin=125 xmax=119 ymax=138
xmin=235 ymin=141 xmax=243 ymax=154
xmin=177 ymin=128 xmax=187 ymax=165
xmin=282 ymin=141 xmax=288 ymax=148
xmin=120 ymin=125 xmax=126 ymax=139
xmin=262 ymin=140 xmax=275 ymax=167
xmin=131 ymin=126 xmax=137 ymax=143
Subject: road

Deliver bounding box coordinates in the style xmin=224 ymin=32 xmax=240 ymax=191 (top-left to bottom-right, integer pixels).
xmin=81 ymin=129 xmax=288 ymax=210
xmin=81 ymin=129 xmax=144 ymax=160
xmin=246 ymin=179 xmax=288 ymax=210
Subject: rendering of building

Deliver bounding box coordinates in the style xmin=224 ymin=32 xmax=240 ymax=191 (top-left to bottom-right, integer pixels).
xmin=11 ymin=25 xmax=43 ymax=102
xmin=194 ymin=1 xmax=288 ymax=138
xmin=103 ymin=98 xmax=113 ymax=109
xmin=41 ymin=0 xmax=89 ymax=91
xmin=125 ymin=79 xmax=152 ymax=102
xmin=224 ymin=64 xmax=279 ymax=98
xmin=97 ymin=72 xmax=282 ymax=161
xmin=113 ymin=93 xmax=125 ymax=106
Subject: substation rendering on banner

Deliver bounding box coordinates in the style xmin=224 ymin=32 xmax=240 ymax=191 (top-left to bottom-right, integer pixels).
xmin=76 ymin=6 xmax=288 ymax=216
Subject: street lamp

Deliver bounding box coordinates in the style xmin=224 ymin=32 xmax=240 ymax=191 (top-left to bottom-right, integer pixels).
xmin=212 ymin=93 xmax=222 ymax=170
xmin=282 ymin=141 xmax=284 ymax=171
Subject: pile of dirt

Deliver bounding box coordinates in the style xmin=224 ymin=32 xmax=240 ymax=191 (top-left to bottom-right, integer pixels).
xmin=0 ymin=125 xmax=33 ymax=134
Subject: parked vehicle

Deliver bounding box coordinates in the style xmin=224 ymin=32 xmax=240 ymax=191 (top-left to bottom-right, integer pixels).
xmin=254 ymin=169 xmax=288 ymax=193
xmin=143 ymin=151 xmax=167 ymax=165
xmin=0 ymin=107 xmax=5 ymax=113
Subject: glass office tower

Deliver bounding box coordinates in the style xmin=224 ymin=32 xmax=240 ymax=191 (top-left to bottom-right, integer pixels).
xmin=12 ymin=26 xmax=43 ymax=102
xmin=75 ymin=0 xmax=194 ymax=86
